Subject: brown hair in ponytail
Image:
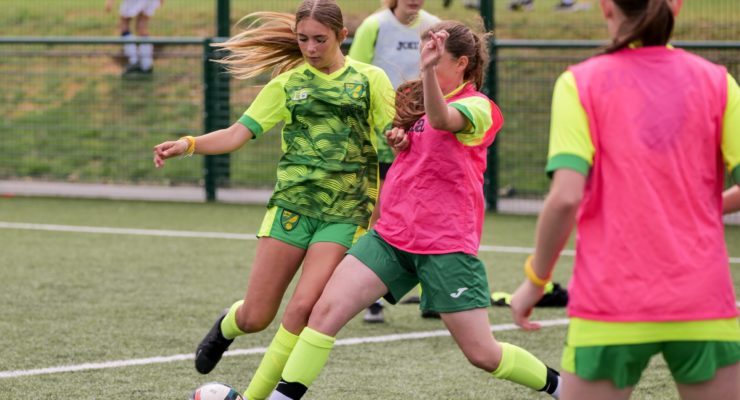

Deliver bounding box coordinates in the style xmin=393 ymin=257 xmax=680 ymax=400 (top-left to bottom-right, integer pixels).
xmin=394 ymin=21 xmax=490 ymax=131
xmin=214 ymin=0 xmax=344 ymax=79
xmin=606 ymin=0 xmax=674 ymax=53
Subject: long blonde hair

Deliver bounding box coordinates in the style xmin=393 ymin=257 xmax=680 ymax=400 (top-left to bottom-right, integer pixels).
xmin=215 ymin=0 xmax=345 ymax=79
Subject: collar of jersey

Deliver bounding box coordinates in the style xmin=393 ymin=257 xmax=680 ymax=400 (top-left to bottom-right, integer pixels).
xmin=444 ymin=81 xmax=470 ymax=99
xmin=627 ymin=42 xmax=674 ymax=50
xmin=304 ymin=56 xmax=350 ymax=79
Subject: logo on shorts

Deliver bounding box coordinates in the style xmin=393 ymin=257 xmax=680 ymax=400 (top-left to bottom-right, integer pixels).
xmin=344 ymin=83 xmax=366 ymax=99
xmin=450 ymin=287 xmax=469 ymax=298
xmin=280 ymin=209 xmax=300 ymax=232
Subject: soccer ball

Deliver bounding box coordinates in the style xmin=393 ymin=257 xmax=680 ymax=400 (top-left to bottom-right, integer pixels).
xmin=189 ymin=382 xmax=244 ymax=400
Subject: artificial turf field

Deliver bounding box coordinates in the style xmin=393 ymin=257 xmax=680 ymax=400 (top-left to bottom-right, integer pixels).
xmin=1 ymin=196 xmax=739 ymax=399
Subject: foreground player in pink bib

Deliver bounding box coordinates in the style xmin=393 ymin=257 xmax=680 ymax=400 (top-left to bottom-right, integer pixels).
xmin=265 ymin=21 xmax=562 ymax=400
xmin=510 ymin=0 xmax=740 ymax=399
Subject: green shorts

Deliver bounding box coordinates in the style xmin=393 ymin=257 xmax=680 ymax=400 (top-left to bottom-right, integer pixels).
xmin=258 ymin=206 xmax=366 ymax=250
xmin=347 ymin=229 xmax=490 ymax=313
xmin=563 ymin=341 xmax=740 ymax=388
xmin=562 ymin=318 xmax=740 ymax=388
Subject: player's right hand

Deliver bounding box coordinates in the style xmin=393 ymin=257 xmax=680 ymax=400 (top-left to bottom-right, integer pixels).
xmin=386 ymin=127 xmax=409 ymax=153
xmin=510 ymin=280 xmax=545 ymax=331
xmin=153 ymin=140 xmax=188 ymax=168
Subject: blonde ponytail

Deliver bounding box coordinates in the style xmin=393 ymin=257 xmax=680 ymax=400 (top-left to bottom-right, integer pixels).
xmin=214 ymin=0 xmax=346 ymax=79
xmin=214 ymin=12 xmax=303 ymax=79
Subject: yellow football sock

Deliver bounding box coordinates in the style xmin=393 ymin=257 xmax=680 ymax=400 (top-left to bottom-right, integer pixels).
xmin=281 ymin=327 xmax=336 ymax=387
xmin=244 ymin=324 xmax=299 ymax=400
xmin=491 ymin=342 xmax=548 ymax=391
xmin=220 ymin=300 xmax=246 ymax=340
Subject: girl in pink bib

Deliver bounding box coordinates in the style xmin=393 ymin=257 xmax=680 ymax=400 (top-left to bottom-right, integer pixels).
xmin=510 ymin=0 xmax=740 ymax=398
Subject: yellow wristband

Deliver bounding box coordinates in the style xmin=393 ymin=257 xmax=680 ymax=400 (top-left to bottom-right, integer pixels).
xmin=524 ymin=255 xmax=550 ymax=287
xmin=179 ymin=135 xmax=196 ymax=157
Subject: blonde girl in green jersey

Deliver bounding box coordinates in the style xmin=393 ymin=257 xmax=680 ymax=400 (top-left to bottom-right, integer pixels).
xmin=153 ymin=1 xmax=395 ymax=399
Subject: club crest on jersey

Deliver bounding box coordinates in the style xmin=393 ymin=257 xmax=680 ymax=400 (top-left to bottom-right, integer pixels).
xmin=344 ymin=83 xmax=365 ymax=99
xmin=280 ymin=209 xmax=300 ymax=231
xmin=291 ymin=89 xmax=309 ymax=101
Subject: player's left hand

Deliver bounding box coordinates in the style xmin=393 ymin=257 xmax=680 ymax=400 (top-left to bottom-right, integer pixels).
xmin=386 ymin=127 xmax=409 ymax=153
xmin=420 ymin=30 xmax=448 ymax=72
xmin=510 ymin=280 xmax=546 ymax=331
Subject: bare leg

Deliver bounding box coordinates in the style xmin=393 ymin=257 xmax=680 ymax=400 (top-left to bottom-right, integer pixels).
xmin=560 ymin=371 xmax=634 ymax=400
xmin=134 ymin=14 xmax=150 ymax=36
xmin=118 ymin=16 xmax=132 ymax=33
xmin=308 ymin=255 xmax=389 ymax=336
xmin=443 ymin=308 xmax=560 ymax=397
xmin=236 ymin=238 xmax=306 ymax=333
xmin=676 ymin=362 xmax=740 ymax=400
xmin=441 ymin=308 xmax=503 ymax=371
xmin=242 ymin=242 xmax=347 ymax=399
xmin=265 ymin=256 xmax=389 ymax=399
xmin=280 ymin=241 xmax=348 ymax=334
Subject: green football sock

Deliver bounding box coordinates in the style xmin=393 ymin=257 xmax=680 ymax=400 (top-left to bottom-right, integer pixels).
xmin=220 ymin=300 xmax=246 ymax=340
xmin=244 ymin=324 xmax=299 ymax=400
xmin=281 ymin=327 xmax=336 ymax=387
xmin=491 ymin=342 xmax=548 ymax=391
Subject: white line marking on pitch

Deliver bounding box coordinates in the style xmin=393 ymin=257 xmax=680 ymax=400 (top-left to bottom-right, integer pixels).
xmin=1 ymin=222 xmax=739 ymax=264
xmin=0 ymin=222 xmax=256 ymax=240
xmin=0 ymin=319 xmax=569 ymax=379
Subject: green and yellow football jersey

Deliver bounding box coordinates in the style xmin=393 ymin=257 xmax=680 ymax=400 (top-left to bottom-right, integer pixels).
xmin=238 ymin=57 xmax=395 ymax=227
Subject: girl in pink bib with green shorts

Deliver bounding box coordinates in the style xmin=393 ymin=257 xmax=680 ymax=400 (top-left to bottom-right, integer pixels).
xmin=266 ymin=21 xmax=563 ymax=400
xmin=510 ymin=0 xmax=740 ymax=399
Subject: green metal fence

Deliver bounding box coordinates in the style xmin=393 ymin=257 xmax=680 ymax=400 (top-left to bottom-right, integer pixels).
xmin=2 ymin=0 xmax=740 ymax=209
xmin=2 ymin=37 xmax=738 ymax=209
xmin=0 ymin=36 xmax=275 ymax=188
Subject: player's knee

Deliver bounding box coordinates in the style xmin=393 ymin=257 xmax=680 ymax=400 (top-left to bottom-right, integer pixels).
xmin=305 ymin=296 xmax=341 ymax=330
xmin=282 ymin=296 xmax=318 ymax=327
xmin=310 ymin=297 xmax=332 ymax=319
xmin=235 ymin=307 xmax=272 ymax=333
xmin=464 ymin=350 xmax=499 ymax=372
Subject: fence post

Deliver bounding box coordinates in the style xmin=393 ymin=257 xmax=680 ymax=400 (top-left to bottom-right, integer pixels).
xmin=202 ymin=0 xmax=231 ymax=202
xmin=481 ymin=0 xmax=499 ymax=211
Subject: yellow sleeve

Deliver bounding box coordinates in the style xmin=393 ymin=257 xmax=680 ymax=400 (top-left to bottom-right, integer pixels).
xmin=348 ymin=16 xmax=379 ymax=64
xmin=237 ymin=74 xmax=290 ymax=138
xmin=368 ymin=67 xmax=396 ymax=142
xmin=723 ymin=73 xmax=740 ymax=184
xmin=545 ymin=70 xmax=594 ymax=177
xmin=450 ymin=96 xmax=494 ymax=146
